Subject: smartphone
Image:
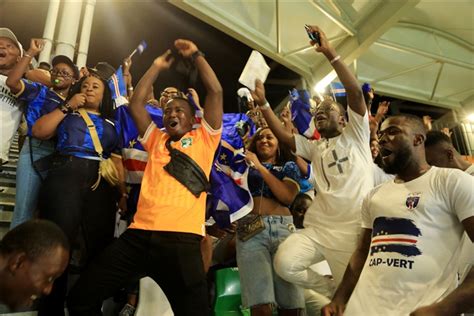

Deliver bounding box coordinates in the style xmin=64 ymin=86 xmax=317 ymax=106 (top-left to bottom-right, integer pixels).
xmin=304 ymin=25 xmax=321 ymax=46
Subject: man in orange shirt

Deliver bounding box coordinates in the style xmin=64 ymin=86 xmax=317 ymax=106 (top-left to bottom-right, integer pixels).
xmin=68 ymin=39 xmax=223 ymax=316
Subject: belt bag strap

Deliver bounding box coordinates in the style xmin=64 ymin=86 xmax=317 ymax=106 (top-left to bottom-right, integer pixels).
xmin=164 ymin=138 xmax=210 ymax=197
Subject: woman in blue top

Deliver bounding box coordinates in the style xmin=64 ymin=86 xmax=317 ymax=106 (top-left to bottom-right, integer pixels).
xmin=239 ymin=127 xmax=304 ymax=315
xmin=6 ymin=38 xmax=79 ymax=228
xmin=32 ymin=68 xmax=123 ymax=316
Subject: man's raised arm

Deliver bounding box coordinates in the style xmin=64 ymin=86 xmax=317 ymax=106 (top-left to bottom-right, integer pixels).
xmin=129 ymin=50 xmax=173 ymax=137
xmin=174 ymin=39 xmax=223 ymax=130
xmin=308 ymin=25 xmax=366 ymax=117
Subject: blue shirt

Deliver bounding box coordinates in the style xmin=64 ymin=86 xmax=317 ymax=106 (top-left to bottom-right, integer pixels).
xmin=248 ymin=161 xmax=301 ymax=206
xmin=16 ymin=80 xmax=64 ymax=136
xmin=56 ymin=111 xmax=121 ymax=160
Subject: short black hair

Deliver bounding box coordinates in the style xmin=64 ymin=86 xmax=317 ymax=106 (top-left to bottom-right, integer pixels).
xmin=0 ymin=220 xmax=69 ymax=261
xmin=390 ymin=113 xmax=426 ymax=136
xmin=425 ymin=130 xmax=452 ymax=147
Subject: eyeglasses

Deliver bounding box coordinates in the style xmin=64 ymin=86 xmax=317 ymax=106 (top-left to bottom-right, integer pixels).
xmin=316 ymin=104 xmax=339 ymax=114
xmin=160 ymin=90 xmax=181 ymax=98
xmin=50 ymin=69 xmax=74 ymax=79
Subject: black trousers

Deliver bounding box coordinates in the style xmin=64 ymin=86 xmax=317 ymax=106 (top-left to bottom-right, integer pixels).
xmin=67 ymin=229 xmax=209 ymax=316
xmin=37 ymin=155 xmax=117 ymax=315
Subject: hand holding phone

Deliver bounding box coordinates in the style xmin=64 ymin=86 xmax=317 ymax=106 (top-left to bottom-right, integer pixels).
xmin=305 ymin=24 xmax=321 ymax=46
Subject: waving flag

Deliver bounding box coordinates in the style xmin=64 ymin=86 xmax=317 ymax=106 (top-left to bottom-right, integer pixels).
xmin=128 ymin=40 xmax=148 ymax=59
xmin=208 ymin=141 xmax=253 ymax=227
xmin=115 ymin=104 xmax=163 ymax=184
xmin=289 ymin=89 xmax=317 ymax=139
xmin=207 ymin=113 xmax=255 ymax=227
xmin=108 ymin=66 xmax=128 ymax=108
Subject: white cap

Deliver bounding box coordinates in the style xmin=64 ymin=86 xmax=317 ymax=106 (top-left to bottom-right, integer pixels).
xmin=0 ymin=28 xmax=23 ymax=57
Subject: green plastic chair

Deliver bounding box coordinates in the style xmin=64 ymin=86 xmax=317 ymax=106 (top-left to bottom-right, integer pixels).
xmin=214 ymin=267 xmax=245 ymax=316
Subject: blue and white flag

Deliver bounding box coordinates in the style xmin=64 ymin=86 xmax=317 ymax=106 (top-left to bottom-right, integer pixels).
xmin=330 ymin=82 xmax=346 ymax=98
xmin=289 ymin=89 xmax=316 ymax=139
xmin=136 ymin=40 xmax=147 ymax=55
xmin=208 ymin=141 xmax=253 ymax=227
xmin=108 ymin=66 xmax=128 ymax=108
xmin=207 ymin=113 xmax=255 ymax=227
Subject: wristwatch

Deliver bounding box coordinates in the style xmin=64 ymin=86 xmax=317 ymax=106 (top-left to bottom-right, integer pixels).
xmin=58 ymin=103 xmax=73 ymax=114
xmin=191 ymin=50 xmax=205 ymax=62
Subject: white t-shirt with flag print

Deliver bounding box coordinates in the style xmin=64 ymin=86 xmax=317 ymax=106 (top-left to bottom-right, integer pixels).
xmin=345 ymin=166 xmax=474 ymax=316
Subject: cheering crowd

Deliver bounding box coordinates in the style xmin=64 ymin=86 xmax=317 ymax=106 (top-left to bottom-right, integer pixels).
xmin=0 ymin=24 xmax=473 ymax=316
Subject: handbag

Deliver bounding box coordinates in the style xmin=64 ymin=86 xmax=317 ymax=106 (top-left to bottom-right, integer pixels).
xmin=77 ymin=109 xmax=120 ymax=190
xmin=236 ymin=213 xmax=265 ymax=242
xmin=236 ymin=182 xmax=265 ymax=241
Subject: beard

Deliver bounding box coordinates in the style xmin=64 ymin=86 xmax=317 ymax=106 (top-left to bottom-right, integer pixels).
xmin=381 ymin=144 xmax=412 ymax=175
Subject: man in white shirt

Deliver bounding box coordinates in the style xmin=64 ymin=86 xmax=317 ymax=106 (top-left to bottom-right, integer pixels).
xmin=0 ymin=28 xmax=23 ymax=164
xmin=322 ymin=115 xmax=474 ymax=315
xmin=251 ymin=25 xmax=373 ymax=300
xmin=425 ymin=130 xmax=474 ymax=315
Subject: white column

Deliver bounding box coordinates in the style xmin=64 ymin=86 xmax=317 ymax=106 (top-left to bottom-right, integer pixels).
xmin=76 ymin=0 xmax=96 ymax=68
xmin=39 ymin=0 xmax=61 ymax=64
xmin=54 ymin=0 xmax=83 ymax=59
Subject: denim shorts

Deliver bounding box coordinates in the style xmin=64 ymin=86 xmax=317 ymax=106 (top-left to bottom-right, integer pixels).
xmin=236 ymin=215 xmax=304 ymax=309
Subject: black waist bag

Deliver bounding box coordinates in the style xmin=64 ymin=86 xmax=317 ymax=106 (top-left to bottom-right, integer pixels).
xmin=163 ymin=139 xmax=210 ymax=197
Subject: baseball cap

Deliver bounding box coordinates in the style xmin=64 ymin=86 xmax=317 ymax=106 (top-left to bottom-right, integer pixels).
xmin=52 ymin=55 xmax=79 ymax=79
xmin=88 ymin=62 xmax=115 ymax=81
xmin=0 ymin=27 xmax=23 ymax=57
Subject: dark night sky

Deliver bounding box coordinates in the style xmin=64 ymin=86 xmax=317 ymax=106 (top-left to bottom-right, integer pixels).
xmin=2 ymin=0 xmax=299 ymax=113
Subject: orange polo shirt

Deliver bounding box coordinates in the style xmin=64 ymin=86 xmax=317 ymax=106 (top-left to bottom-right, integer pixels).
xmin=129 ymin=119 xmax=221 ymax=236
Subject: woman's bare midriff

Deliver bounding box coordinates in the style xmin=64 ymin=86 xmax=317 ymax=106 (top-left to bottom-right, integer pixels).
xmin=251 ymin=196 xmax=292 ymax=216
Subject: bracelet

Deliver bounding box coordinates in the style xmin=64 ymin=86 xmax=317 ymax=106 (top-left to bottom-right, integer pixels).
xmin=259 ymin=101 xmax=271 ymax=109
xmin=191 ymin=50 xmax=205 ymax=62
xmin=330 ymin=55 xmax=341 ymax=64
xmin=127 ymin=87 xmax=134 ymax=91
xmin=23 ymin=53 xmax=33 ymax=59
xmin=58 ymin=103 xmax=73 ymax=114
xmin=123 ymin=74 xmax=130 ymax=77
xmin=121 ymin=193 xmax=129 ymax=198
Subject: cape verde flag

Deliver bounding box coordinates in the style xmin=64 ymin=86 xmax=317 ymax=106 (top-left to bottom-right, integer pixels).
xmin=207 ymin=113 xmax=255 ymax=227
xmin=108 ymin=66 xmax=128 ymax=108
xmin=370 ymin=217 xmax=422 ymax=257
xmin=115 ymin=104 xmax=163 ymax=184
xmin=208 ymin=141 xmax=253 ymax=227
xmin=289 ymin=89 xmax=317 ymax=139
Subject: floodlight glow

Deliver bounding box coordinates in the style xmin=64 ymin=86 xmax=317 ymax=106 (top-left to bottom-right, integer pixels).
xmin=313 ymin=71 xmax=337 ymax=97
xmin=467 ymin=113 xmax=474 ymax=122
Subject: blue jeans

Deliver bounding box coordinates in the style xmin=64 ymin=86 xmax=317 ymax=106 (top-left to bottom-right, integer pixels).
xmin=236 ymin=215 xmax=304 ymax=309
xmin=10 ymin=137 xmax=54 ymax=229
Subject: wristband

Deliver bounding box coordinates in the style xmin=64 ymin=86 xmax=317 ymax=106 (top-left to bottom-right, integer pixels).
xmin=260 ymin=101 xmax=271 ymax=109
xmin=23 ymin=53 xmax=33 ymax=59
xmin=330 ymin=55 xmax=341 ymax=64
xmin=191 ymin=50 xmax=205 ymax=62
xmin=121 ymin=193 xmax=129 ymax=198
xmin=58 ymin=103 xmax=73 ymax=114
